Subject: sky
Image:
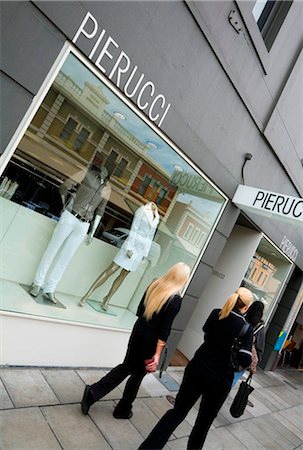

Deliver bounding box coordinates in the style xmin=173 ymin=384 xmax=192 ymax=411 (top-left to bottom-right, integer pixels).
xmin=59 ymin=54 xmax=224 ymax=219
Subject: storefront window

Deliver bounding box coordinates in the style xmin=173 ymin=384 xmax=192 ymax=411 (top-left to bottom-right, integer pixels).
xmin=241 ymin=237 xmax=292 ymax=321
xmin=0 ymin=51 xmax=226 ymax=329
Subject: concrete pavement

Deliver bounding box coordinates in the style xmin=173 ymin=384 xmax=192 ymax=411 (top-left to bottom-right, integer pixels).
xmin=0 ymin=365 xmax=302 ymax=449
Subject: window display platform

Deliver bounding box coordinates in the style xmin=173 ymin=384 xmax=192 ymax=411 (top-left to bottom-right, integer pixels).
xmin=0 ymin=279 xmax=137 ymax=329
xmin=0 ymin=279 xmax=137 ymax=367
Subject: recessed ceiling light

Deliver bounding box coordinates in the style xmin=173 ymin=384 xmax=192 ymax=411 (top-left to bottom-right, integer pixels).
xmin=146 ymin=141 xmax=158 ymax=149
xmin=114 ymin=112 xmax=126 ymax=120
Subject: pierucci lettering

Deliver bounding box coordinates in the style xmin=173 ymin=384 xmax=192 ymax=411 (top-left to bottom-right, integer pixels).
xmin=73 ymin=12 xmax=171 ymax=128
xmin=253 ymin=191 xmax=303 ymax=219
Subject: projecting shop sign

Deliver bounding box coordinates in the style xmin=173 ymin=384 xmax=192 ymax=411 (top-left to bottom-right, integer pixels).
xmin=233 ymin=185 xmax=303 ymax=225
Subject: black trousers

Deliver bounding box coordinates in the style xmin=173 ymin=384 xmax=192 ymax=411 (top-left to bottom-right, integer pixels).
xmin=139 ymin=361 xmax=230 ymax=449
xmin=89 ymin=361 xmax=146 ymax=413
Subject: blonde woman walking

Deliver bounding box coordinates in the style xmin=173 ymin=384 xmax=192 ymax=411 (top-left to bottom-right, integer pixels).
xmin=81 ymin=262 xmax=191 ymax=419
xmin=139 ymin=287 xmax=254 ymax=449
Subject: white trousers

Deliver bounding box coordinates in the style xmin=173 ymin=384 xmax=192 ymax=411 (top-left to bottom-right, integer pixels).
xmin=33 ymin=210 xmax=89 ymax=293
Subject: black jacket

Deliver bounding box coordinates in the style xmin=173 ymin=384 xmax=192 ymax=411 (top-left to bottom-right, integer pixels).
xmin=191 ymin=308 xmax=253 ymax=386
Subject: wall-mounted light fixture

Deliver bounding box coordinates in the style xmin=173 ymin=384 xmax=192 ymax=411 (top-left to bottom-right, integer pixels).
xmin=241 ymin=152 xmax=252 ymax=184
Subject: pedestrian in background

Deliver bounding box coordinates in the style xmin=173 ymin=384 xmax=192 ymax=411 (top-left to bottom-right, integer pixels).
xmin=81 ymin=262 xmax=190 ymax=419
xmin=232 ymin=300 xmax=265 ymax=406
xmin=139 ymin=287 xmax=254 ymax=450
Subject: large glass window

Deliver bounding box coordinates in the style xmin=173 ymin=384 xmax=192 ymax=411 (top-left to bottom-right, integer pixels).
xmin=241 ymin=237 xmax=292 ymax=321
xmin=0 ymin=51 xmax=226 ymax=330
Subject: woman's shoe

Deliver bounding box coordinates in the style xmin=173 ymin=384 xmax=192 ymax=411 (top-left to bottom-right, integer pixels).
xmin=79 ymin=298 xmax=87 ymax=307
xmin=113 ymin=408 xmax=133 ymax=419
xmin=81 ymin=385 xmax=92 ymax=415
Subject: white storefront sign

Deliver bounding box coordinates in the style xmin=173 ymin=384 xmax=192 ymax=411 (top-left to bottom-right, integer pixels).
xmin=233 ymin=185 xmax=303 ymax=225
xmin=73 ymin=12 xmax=171 ymax=127
xmin=280 ymin=236 xmax=298 ymax=262
xmin=171 ymin=170 xmax=223 ymax=201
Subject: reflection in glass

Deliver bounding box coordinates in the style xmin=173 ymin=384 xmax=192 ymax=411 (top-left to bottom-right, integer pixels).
xmin=241 ymin=237 xmax=291 ymax=320
xmin=0 ymin=52 xmax=225 ymax=329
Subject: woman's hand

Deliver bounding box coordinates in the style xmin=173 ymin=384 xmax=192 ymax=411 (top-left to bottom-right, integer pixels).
xmin=145 ymin=354 xmax=160 ymax=373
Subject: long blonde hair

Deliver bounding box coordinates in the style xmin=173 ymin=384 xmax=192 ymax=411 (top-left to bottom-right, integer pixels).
xmin=219 ymin=287 xmax=253 ymax=320
xmin=143 ymin=262 xmax=191 ymax=320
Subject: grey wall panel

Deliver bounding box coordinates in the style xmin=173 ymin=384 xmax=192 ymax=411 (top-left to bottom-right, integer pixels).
xmin=1 ymin=2 xmax=64 ymax=95
xmin=216 ymin=202 xmax=240 ymax=239
xmin=172 ymin=294 xmax=198 ymax=332
xmin=0 ymin=73 xmax=33 ymax=152
xmin=201 ymin=231 xmax=227 ymax=268
xmin=187 ymin=262 xmax=213 ymax=299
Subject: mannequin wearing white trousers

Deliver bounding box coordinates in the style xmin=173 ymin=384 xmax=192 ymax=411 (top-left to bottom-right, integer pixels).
xmin=79 ymin=202 xmax=159 ymax=311
xmin=30 ymin=167 xmax=110 ymax=304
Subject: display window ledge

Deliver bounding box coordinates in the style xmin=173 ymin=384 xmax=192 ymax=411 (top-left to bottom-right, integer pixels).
xmin=0 ymin=278 xmax=137 ymax=333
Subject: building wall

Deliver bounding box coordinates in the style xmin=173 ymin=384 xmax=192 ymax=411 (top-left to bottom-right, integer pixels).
xmin=1 ymin=1 xmax=302 ymax=367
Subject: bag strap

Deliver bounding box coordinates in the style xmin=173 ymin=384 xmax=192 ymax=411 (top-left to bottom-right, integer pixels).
xmin=238 ymin=322 xmax=250 ymax=339
xmin=253 ymin=322 xmax=264 ymax=335
xmin=245 ymin=371 xmax=253 ymax=385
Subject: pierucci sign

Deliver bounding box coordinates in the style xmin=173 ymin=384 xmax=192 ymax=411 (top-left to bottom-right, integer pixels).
xmin=233 ymin=185 xmax=303 ymax=225
xmin=73 ymin=12 xmax=171 ymax=128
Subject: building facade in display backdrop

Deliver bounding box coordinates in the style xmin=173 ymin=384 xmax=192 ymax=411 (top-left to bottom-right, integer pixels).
xmin=1 ymin=1 xmax=302 ymax=369
xmin=0 ymin=49 xmax=226 ymax=329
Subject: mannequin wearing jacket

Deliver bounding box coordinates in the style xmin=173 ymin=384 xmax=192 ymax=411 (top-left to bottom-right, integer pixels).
xmin=79 ymin=202 xmax=159 ymax=311
xmin=29 ymin=166 xmax=111 ymax=304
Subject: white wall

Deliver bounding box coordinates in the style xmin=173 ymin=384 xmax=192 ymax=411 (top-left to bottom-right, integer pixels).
xmin=0 ymin=313 xmax=130 ymax=367
xmin=178 ymin=225 xmax=262 ymax=359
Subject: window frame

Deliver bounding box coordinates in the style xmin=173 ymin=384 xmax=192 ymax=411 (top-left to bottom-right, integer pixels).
xmin=236 ymin=1 xmax=292 ymax=74
xmin=0 ymin=41 xmax=228 ymax=296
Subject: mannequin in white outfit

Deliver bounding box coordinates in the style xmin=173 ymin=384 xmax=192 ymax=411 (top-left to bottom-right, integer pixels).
xmin=29 ymin=166 xmax=111 ymax=304
xmin=79 ymin=202 xmax=159 ymax=311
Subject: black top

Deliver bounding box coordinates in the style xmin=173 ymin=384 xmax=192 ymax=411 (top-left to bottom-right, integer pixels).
xmin=124 ymin=292 xmax=182 ymax=370
xmin=191 ymin=308 xmax=253 ymax=386
xmin=136 ymin=293 xmax=182 ymax=342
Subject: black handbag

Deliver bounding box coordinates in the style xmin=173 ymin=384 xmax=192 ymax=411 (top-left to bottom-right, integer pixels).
xmin=230 ymin=372 xmax=254 ymax=418
xmin=230 ymin=322 xmax=250 ymax=371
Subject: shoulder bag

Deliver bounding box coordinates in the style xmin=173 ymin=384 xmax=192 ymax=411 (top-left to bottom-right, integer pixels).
xmin=230 ymin=372 xmax=254 ymax=418
xmin=230 ymin=322 xmax=250 ymax=372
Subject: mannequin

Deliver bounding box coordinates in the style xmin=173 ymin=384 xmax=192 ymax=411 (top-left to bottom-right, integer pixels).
xmin=79 ymin=202 xmax=159 ymax=311
xmin=29 ymin=166 xmax=111 ymax=304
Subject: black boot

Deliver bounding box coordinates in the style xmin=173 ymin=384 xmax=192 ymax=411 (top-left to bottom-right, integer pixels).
xmin=81 ymin=385 xmax=93 ymax=415
xmin=113 ymin=401 xmax=133 ymax=419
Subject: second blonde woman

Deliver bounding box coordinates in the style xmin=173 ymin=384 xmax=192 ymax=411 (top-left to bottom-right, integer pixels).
xmin=80 ymin=262 xmax=191 ymax=419
xmin=139 ymin=286 xmax=254 ymax=449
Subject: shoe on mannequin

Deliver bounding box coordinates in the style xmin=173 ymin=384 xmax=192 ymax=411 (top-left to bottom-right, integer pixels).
xmin=43 ymin=292 xmax=58 ymax=304
xmin=30 ymin=283 xmax=41 ymax=297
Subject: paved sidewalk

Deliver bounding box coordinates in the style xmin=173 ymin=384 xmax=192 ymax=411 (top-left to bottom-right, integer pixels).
xmin=0 ymin=365 xmax=302 ymax=449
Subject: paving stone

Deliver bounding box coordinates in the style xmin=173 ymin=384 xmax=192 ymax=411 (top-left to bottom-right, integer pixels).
xmin=41 ymin=404 xmax=111 ymax=449
xmin=128 ymin=397 xmax=164 ymax=438
xmin=0 ymin=379 xmax=14 ymax=409
xmin=267 ymin=384 xmax=303 ymax=406
xmin=253 ymin=386 xmax=291 ymax=411
xmin=227 ymin=422 xmax=267 ymax=449
xmin=89 ymin=400 xmax=143 ymax=449
xmin=273 ymin=411 xmax=303 ymax=442
xmin=77 ymin=369 xmax=123 ymax=400
xmin=41 ymin=369 xmax=85 ymax=403
xmin=144 ymin=396 xmax=192 ymax=438
xmin=253 ymin=370 xmax=282 ymax=388
xmin=262 ymin=413 xmax=303 ymax=447
xmin=0 ymin=369 xmax=58 ymax=407
xmin=244 ymin=416 xmax=292 ymax=449
xmin=278 ymin=405 xmax=303 ymax=432
xmin=210 ymin=426 xmax=248 ymax=449
xmin=138 ymin=373 xmax=171 ymax=397
xmin=0 ymin=407 xmax=61 ymax=449
xmin=167 ymin=436 xmax=188 ymax=449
